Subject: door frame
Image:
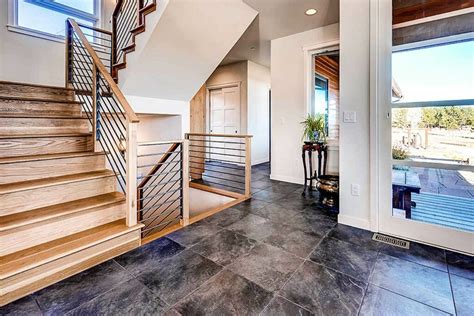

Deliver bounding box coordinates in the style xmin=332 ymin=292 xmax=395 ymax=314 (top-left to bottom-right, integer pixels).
xmin=205 ymin=82 xmax=242 ymax=135
xmin=370 ymin=0 xmax=473 ymax=255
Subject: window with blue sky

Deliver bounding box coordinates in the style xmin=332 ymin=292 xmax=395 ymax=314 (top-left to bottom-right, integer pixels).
xmin=16 ymin=0 xmax=97 ymax=37
xmin=392 ymin=40 xmax=474 ymax=104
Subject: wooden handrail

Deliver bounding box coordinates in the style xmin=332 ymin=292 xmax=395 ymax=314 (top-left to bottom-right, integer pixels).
xmin=67 ymin=19 xmax=139 ymax=123
xmin=186 ymin=133 xmax=253 ymax=138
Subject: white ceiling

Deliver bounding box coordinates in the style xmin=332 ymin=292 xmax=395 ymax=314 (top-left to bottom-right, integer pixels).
xmin=221 ymin=0 xmax=340 ymax=67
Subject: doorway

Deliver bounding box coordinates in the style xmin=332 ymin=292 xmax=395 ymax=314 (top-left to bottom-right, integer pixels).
xmin=208 ymin=85 xmax=241 ymax=163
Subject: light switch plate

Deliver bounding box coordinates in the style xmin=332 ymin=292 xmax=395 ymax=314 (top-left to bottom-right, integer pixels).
xmin=343 ymin=111 xmax=357 ymax=123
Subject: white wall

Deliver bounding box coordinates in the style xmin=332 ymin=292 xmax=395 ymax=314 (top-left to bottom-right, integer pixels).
xmin=247 ymin=61 xmax=270 ymax=165
xmin=119 ymin=0 xmax=257 ymax=102
xmin=338 ymin=0 xmax=372 ymax=230
xmin=0 ymin=0 xmax=115 ymax=86
xmin=126 ymin=95 xmax=190 ymax=137
xmin=136 ymin=114 xmax=182 ymax=143
xmin=270 ymin=23 xmax=339 ymax=184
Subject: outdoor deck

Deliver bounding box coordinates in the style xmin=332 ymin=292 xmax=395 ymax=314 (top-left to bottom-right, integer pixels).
xmin=412 ymin=192 xmax=474 ymax=232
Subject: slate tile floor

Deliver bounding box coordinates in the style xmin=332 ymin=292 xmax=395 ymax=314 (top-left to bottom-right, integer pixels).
xmin=2 ymin=163 xmax=473 ymax=315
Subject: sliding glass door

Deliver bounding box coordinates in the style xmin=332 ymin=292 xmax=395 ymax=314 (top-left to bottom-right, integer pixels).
xmin=379 ymin=31 xmax=473 ymax=254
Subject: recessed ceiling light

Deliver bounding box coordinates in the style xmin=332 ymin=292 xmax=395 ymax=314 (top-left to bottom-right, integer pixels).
xmin=305 ymin=8 xmax=318 ymax=16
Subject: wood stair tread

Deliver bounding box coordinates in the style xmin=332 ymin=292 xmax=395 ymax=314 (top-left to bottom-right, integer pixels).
xmin=0 ymin=132 xmax=92 ymax=139
xmin=0 ymin=113 xmax=87 ymax=119
xmin=0 ymin=80 xmax=74 ymax=91
xmin=0 ymin=95 xmax=81 ymax=104
xmin=0 ymin=170 xmax=115 ymax=194
xmin=0 ymin=220 xmax=142 ymax=279
xmin=0 ymin=192 xmax=125 ymax=232
xmin=0 ymin=151 xmax=103 ymax=165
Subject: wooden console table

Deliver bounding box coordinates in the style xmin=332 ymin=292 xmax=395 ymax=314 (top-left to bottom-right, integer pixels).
xmin=302 ymin=142 xmax=327 ymax=196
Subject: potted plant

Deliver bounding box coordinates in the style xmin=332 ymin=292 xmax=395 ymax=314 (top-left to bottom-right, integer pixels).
xmin=301 ymin=114 xmax=326 ymax=144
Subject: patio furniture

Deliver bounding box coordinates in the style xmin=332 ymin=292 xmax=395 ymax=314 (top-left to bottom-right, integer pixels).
xmin=392 ymin=169 xmax=421 ymax=219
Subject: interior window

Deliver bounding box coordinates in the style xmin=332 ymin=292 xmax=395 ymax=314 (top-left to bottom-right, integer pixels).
xmin=313 ymin=74 xmax=329 ymax=134
xmin=16 ymin=0 xmax=98 ymax=37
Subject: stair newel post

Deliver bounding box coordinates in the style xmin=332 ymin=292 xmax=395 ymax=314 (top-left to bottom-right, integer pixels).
xmin=181 ymin=139 xmax=190 ymax=226
xmin=125 ymin=120 xmax=138 ymax=227
xmin=244 ymin=136 xmax=252 ymax=198
xmin=91 ymin=64 xmax=101 ymax=152
xmin=65 ymin=20 xmax=73 ymax=88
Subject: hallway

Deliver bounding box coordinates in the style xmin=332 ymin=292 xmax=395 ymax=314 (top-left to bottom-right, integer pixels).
xmin=2 ymin=163 xmax=473 ymax=315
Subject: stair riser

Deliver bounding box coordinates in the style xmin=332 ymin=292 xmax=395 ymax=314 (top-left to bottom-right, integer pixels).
xmin=0 ymin=99 xmax=81 ymax=116
xmin=0 ymin=136 xmax=92 ymax=158
xmin=0 ymin=83 xmax=74 ymax=101
xmin=0 ymin=203 xmax=126 ymax=256
xmin=0 ymin=117 xmax=89 ymax=136
xmin=0 ymin=176 xmax=117 ymax=216
xmin=0 ymin=155 xmax=105 ymax=184
xmin=0 ymin=231 xmax=140 ymax=306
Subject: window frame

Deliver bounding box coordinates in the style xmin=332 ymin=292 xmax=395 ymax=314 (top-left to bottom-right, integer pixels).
xmin=313 ymin=73 xmax=330 ymax=135
xmin=392 ymin=33 xmax=474 ymax=108
xmin=7 ymin=0 xmax=101 ymax=43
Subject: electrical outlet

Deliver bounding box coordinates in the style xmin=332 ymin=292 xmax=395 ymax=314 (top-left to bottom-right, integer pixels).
xmin=351 ymin=184 xmax=360 ymax=196
xmin=343 ymin=111 xmax=357 ymax=123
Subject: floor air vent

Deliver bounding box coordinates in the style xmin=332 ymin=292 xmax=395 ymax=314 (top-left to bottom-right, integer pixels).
xmin=372 ymin=233 xmax=410 ymax=249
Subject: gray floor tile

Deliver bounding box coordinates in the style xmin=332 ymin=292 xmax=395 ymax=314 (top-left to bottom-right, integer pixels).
xmin=174 ymin=270 xmax=272 ymax=316
xmin=166 ymin=221 xmax=222 ymax=247
xmin=233 ymin=198 xmax=270 ymax=212
xmin=261 ymin=296 xmax=314 ymax=316
xmin=370 ymin=254 xmax=455 ymax=314
xmin=251 ymin=203 xmax=305 ymax=226
xmin=451 ymin=274 xmax=474 ymax=316
xmin=252 ymin=189 xmax=287 ymax=202
xmin=379 ymin=241 xmax=447 ymax=272
xmin=33 ymin=260 xmax=132 ymax=315
xmin=446 ymin=251 xmax=474 ymax=280
xmin=68 ymin=279 xmax=169 ymax=315
xmin=359 ymin=284 xmax=449 ymax=316
xmin=280 ymin=260 xmax=366 ymax=315
xmin=137 ymin=249 xmax=222 ymax=305
xmin=227 ymin=213 xmax=274 ymax=240
xmin=275 ymin=196 xmax=315 ymax=210
xmin=328 ymin=224 xmax=382 ymax=251
xmin=261 ymin=223 xmax=323 ymax=258
xmin=115 ymin=237 xmax=185 ymax=275
xmin=310 ymin=237 xmax=378 ymax=282
xmin=0 ymin=296 xmax=41 ymax=316
xmin=294 ymin=208 xmax=337 ymax=236
xmin=190 ymin=229 xmax=258 ymax=266
xmin=204 ymin=206 xmax=251 ymax=227
xmin=227 ymin=243 xmax=303 ymax=292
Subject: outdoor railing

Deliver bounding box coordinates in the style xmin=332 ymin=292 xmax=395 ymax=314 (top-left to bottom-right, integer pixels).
xmin=66 ymin=18 xmax=139 ymax=227
xmin=136 ymin=140 xmax=190 ymax=238
xmin=185 ymin=133 xmax=252 ymax=198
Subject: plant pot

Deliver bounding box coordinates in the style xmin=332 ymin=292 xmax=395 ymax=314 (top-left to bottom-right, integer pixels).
xmin=316 ymin=175 xmax=339 ymax=211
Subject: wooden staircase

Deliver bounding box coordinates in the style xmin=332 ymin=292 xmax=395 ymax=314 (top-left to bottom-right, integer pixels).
xmin=0 ymin=81 xmax=142 ymax=306
xmin=112 ymin=0 xmax=157 ymax=81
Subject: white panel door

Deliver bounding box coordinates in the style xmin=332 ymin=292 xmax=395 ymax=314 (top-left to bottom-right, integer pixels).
xmin=209 ymin=87 xmax=241 ymax=164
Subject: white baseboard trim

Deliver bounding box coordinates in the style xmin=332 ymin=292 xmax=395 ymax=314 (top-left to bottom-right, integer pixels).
xmin=338 ymin=214 xmax=373 ymax=231
xmin=270 ymin=174 xmax=304 ymax=185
